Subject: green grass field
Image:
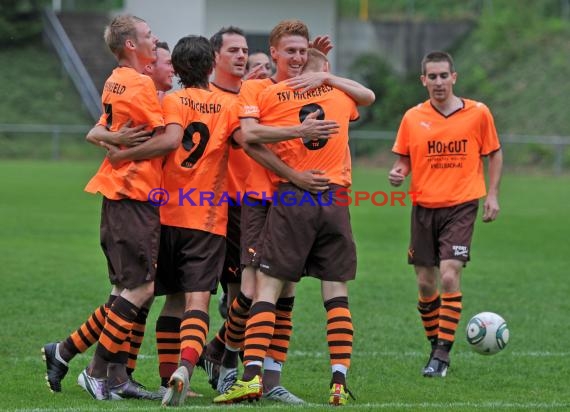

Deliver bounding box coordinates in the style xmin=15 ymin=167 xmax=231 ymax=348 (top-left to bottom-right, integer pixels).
xmin=1 ymin=160 xmax=569 ymax=411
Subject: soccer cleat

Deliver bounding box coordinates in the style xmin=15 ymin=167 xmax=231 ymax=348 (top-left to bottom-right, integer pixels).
xmin=158 ymin=385 xmax=203 ymax=398
xmin=263 ymin=385 xmax=305 ymax=404
xmin=77 ymin=368 xmax=110 ymax=400
xmin=199 ymin=353 xmax=221 ymax=390
xmin=127 ymin=374 xmax=147 ymax=390
xmin=213 ymin=375 xmax=262 ymax=404
xmin=109 ymin=380 xmax=162 ymax=400
xmin=422 ymin=356 xmax=449 ymax=377
xmin=217 ymin=366 xmax=238 ymax=394
xmin=329 ymin=383 xmax=355 ymax=406
xmin=42 ymin=342 xmax=69 ymax=393
xmin=161 ymin=366 xmax=189 ymax=406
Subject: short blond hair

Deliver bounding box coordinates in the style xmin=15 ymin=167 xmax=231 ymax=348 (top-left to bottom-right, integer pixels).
xmin=302 ymin=48 xmax=328 ymax=73
xmin=103 ymin=14 xmax=145 ymax=58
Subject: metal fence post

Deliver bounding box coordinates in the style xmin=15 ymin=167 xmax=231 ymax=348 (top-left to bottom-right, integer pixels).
xmin=554 ymin=141 xmax=563 ymax=175
xmin=52 ymin=127 xmax=61 ymax=160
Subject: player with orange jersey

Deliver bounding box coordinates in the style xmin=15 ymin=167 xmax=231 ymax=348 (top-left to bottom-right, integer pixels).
xmin=43 ymin=15 xmax=165 ymax=401
xmin=388 ymin=50 xmax=503 ymax=378
xmin=41 ymin=40 xmax=173 ymax=400
xmin=102 ymin=35 xmax=242 ymax=407
xmin=200 ymin=24 xmax=338 ymax=404
xmin=215 ymin=47 xmax=375 ymax=405
xmin=201 ymin=29 xmax=252 ymax=393
xmin=219 ymin=20 xmax=343 ymax=405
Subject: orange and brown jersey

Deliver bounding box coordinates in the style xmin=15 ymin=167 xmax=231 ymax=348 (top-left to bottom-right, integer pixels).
xmin=256 ymin=81 xmax=360 ymax=187
xmin=210 ymin=82 xmax=250 ymax=200
xmin=85 ymin=67 xmax=164 ymax=201
xmin=159 ymin=87 xmax=239 ymax=236
xmin=238 ymin=78 xmax=277 ymax=198
xmin=392 ymin=98 xmax=500 ymax=208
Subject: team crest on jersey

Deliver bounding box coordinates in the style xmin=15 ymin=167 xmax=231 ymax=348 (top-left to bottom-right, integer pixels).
xmin=243 ymin=105 xmax=259 ymax=115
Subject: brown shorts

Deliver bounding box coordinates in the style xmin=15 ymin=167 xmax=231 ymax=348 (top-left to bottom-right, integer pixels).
xmin=100 ymin=197 xmax=160 ymax=290
xmin=155 ymin=225 xmax=225 ymax=295
xmin=408 ymin=199 xmax=479 ymax=267
xmin=220 ymin=203 xmax=242 ymax=293
xmin=240 ymin=198 xmax=270 ymax=268
xmin=259 ymin=183 xmax=357 ymax=283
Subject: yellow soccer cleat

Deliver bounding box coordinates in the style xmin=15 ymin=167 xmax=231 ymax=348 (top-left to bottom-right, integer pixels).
xmin=329 ymin=383 xmax=355 ymax=406
xmin=213 ymin=375 xmax=262 ymax=404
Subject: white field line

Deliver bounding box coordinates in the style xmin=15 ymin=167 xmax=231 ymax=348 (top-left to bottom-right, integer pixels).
xmin=287 ymin=350 xmax=570 ymax=358
xmin=13 ymin=401 xmax=570 ymax=411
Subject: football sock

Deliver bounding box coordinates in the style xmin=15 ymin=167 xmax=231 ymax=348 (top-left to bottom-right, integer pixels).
xmin=266 ymin=297 xmax=294 ymax=364
xmin=180 ymin=310 xmax=209 ymax=370
xmin=417 ymin=292 xmax=441 ymax=348
xmin=62 ymin=295 xmax=117 ymax=361
xmin=126 ymin=306 xmax=148 ymax=375
xmin=243 ymin=301 xmax=275 ymax=380
xmin=156 ymin=315 xmax=181 ymax=387
xmin=95 ymin=296 xmax=139 ymax=364
xmin=436 ymin=291 xmax=463 ymax=359
xmin=225 ymin=292 xmax=252 ymax=351
xmin=325 ymin=297 xmax=353 ymax=375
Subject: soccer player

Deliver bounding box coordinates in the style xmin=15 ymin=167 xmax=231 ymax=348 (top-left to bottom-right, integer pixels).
xmin=388 ymin=50 xmax=503 ymax=377
xmin=207 ymin=24 xmax=250 ymax=346
xmin=81 ymin=14 xmax=163 ymax=400
xmin=102 ymin=34 xmax=241 ymax=407
xmin=41 ymin=40 xmax=173 ymax=398
xmin=201 ymin=25 xmax=337 ymax=403
xmin=214 ymin=20 xmax=344 ymax=405
xmin=42 ymin=15 xmax=164 ymax=401
xmin=245 ymin=50 xmax=272 ymax=79
xmin=198 ymin=26 xmax=251 ymax=394
xmin=214 ymin=46 xmax=375 ymax=405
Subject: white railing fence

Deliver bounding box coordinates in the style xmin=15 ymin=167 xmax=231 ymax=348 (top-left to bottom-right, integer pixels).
xmin=0 ymin=124 xmax=569 ymax=174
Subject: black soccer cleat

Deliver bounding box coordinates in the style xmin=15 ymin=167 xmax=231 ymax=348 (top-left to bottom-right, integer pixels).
xmin=42 ymin=342 xmax=69 ymax=392
xmin=422 ymin=356 xmax=449 ymax=378
xmin=110 ymin=379 xmax=162 ymax=400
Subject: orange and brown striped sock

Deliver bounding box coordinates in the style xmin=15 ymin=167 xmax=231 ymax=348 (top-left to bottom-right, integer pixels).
xmin=436 ymin=291 xmax=463 ymax=356
xmin=325 ymin=296 xmax=353 ymax=385
xmin=95 ymin=296 xmax=139 ymax=363
xmin=417 ymin=292 xmax=441 ymax=350
xmin=242 ymin=301 xmax=275 ymax=381
xmin=266 ymin=297 xmax=294 ymax=365
xmin=156 ymin=316 xmax=181 ymax=387
xmin=126 ymin=307 xmax=149 ymax=376
xmin=180 ymin=310 xmax=209 ymax=370
xmin=225 ymin=292 xmax=253 ymax=351
xmin=212 ymin=323 xmax=226 ymax=353
xmin=61 ymin=295 xmax=117 ymax=361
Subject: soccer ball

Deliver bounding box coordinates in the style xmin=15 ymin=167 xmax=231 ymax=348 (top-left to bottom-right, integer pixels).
xmin=466 ymin=312 xmax=509 ymax=355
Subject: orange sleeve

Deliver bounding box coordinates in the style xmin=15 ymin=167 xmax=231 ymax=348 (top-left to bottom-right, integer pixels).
xmin=350 ymin=102 xmax=360 ymax=122
xmin=238 ymin=79 xmax=274 ymax=119
xmin=238 ymin=81 xmax=261 ymax=119
xmin=162 ymin=93 xmax=183 ymax=126
xmin=129 ymin=76 xmax=164 ymax=130
xmin=478 ymin=104 xmax=501 ymax=155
